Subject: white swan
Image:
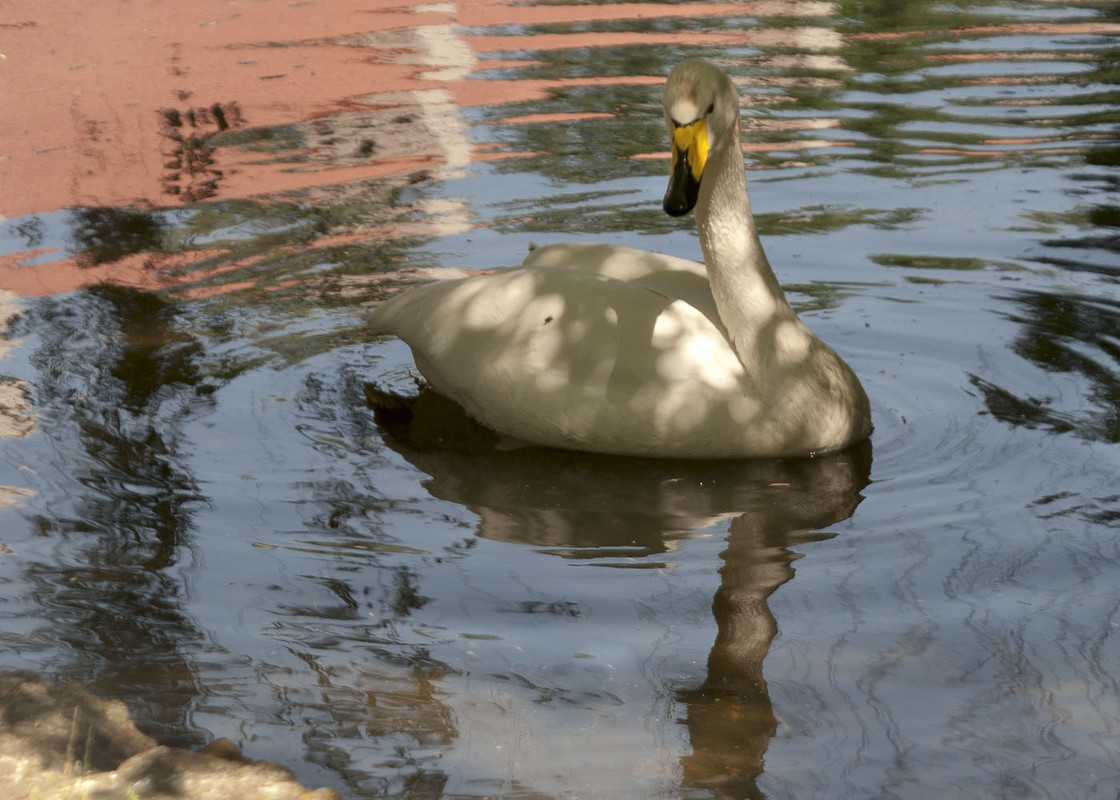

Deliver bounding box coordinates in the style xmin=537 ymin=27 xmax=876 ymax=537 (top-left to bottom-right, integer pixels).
xmin=368 ymin=59 xmax=871 ymax=458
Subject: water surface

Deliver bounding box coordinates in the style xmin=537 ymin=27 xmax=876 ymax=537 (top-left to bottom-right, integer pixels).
xmin=1 ymin=1 xmax=1119 ymax=798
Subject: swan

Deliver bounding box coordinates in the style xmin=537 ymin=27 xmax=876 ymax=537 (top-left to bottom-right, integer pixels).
xmin=367 ymin=59 xmax=871 ymax=458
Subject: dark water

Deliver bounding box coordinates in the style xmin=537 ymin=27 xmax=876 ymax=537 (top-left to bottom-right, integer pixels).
xmin=1 ymin=1 xmax=1119 ymax=797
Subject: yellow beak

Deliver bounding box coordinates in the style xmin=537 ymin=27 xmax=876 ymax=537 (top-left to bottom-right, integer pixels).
xmin=663 ymin=117 xmax=709 ymax=217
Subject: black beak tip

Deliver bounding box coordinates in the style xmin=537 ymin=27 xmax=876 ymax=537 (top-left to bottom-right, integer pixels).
xmin=663 ymin=195 xmax=692 ymax=217
xmin=663 ymin=176 xmax=700 ymax=217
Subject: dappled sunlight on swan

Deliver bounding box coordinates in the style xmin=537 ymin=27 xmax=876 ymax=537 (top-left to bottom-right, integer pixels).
xmin=368 ymin=59 xmax=871 ymax=458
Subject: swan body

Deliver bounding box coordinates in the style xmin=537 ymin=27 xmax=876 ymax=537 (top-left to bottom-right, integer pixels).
xmin=368 ymin=59 xmax=871 ymax=458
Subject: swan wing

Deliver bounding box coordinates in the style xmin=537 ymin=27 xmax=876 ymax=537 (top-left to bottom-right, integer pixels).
xmin=523 ymin=241 xmax=707 ymax=279
xmin=368 ymin=266 xmax=752 ymax=457
xmin=523 ymin=241 xmax=725 ymax=335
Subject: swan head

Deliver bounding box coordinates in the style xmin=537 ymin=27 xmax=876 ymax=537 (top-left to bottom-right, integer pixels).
xmin=662 ymin=59 xmax=740 ymax=217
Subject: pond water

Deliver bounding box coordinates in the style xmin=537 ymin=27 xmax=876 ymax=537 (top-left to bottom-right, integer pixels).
xmin=2 ymin=1 xmax=1119 ymax=797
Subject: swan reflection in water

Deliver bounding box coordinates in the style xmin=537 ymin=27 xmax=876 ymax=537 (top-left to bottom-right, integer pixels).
xmin=367 ymin=385 xmax=871 ymax=797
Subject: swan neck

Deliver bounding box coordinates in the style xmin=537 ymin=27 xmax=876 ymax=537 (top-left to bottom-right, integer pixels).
xmin=695 ymin=118 xmax=796 ymax=371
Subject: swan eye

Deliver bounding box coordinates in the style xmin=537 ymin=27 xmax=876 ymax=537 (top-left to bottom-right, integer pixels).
xmin=706 ymin=102 xmax=714 ymax=116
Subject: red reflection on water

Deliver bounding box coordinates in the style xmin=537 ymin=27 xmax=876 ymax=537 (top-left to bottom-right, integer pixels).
xmin=2 ymin=0 xmax=832 ymax=220
xmin=0 ymin=249 xmax=227 ymax=297
xmin=2 ymin=0 xmax=772 ymax=296
xmin=847 ymin=21 xmax=1120 ymax=41
xmin=3 ymin=0 xmax=1105 ymax=298
xmin=1 ymin=0 xmax=454 ymax=217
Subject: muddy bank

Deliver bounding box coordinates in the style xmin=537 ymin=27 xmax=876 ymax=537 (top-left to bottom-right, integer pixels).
xmin=0 ymin=671 xmax=338 ymax=800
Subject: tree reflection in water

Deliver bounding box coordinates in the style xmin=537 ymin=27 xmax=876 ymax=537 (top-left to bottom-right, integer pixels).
xmin=972 ymin=143 xmax=1120 ymax=444
xmin=16 ymin=285 xmax=213 ymax=747
xmin=972 ymin=290 xmax=1120 ymax=443
xmin=68 ymin=208 xmax=166 ymax=268
xmin=368 ymin=384 xmax=871 ymax=798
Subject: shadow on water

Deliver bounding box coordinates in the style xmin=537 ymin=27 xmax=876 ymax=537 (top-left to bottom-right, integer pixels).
xmin=368 ymin=384 xmax=871 ymax=798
